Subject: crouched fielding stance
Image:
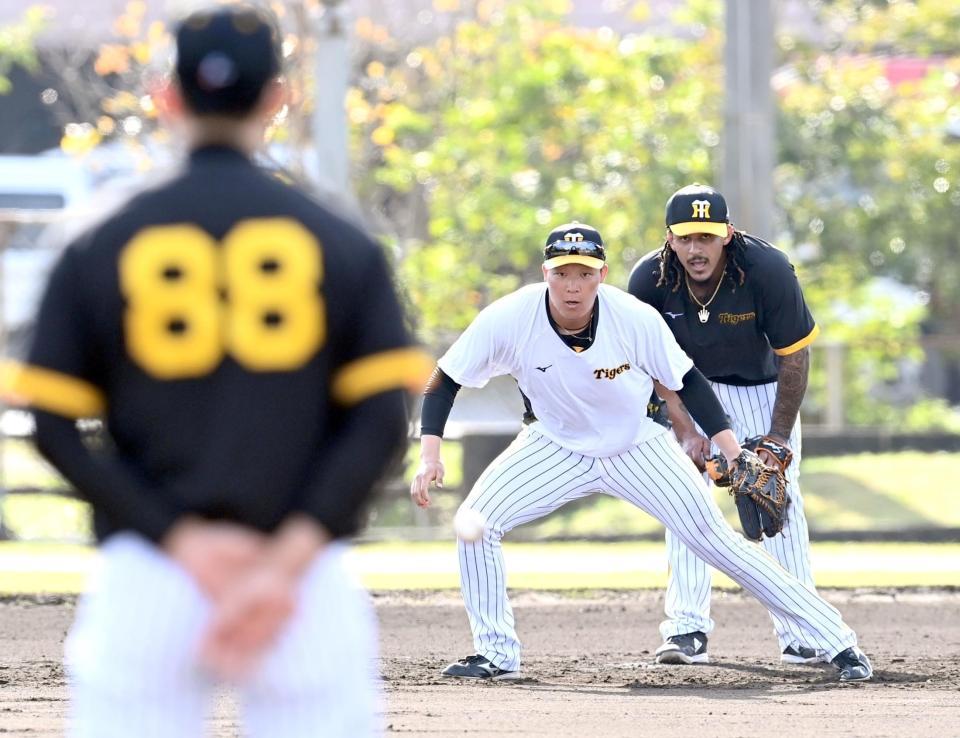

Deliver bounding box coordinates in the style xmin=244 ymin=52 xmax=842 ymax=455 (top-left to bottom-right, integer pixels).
xmin=410 ymin=222 xmax=872 ymax=682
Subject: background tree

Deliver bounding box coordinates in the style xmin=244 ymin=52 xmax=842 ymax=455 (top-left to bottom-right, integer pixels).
xmin=774 ymin=0 xmax=960 ymax=420
xmin=0 ymin=7 xmax=46 ymax=95
xmin=350 ymin=0 xmax=726 ymax=345
xmin=25 ymin=0 xmax=960 ymax=428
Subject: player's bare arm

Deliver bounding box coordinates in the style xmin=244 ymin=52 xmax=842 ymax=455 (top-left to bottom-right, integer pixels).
xmin=653 ymin=381 xmax=711 ymax=470
xmin=411 ymin=434 xmax=445 ymax=508
xmin=267 ymin=515 xmax=333 ymax=572
xmin=412 ymin=365 xmax=460 ymax=507
xmin=710 ymin=429 xmax=747 ymax=465
xmin=769 ymin=347 xmax=810 ymax=443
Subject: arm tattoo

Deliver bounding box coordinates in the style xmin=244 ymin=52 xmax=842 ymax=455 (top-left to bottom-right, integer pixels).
xmin=770 ymin=348 xmax=809 ymax=441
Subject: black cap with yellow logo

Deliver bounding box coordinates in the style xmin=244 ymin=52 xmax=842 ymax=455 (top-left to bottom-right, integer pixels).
xmin=543 ymin=222 xmax=606 ymax=269
xmin=665 ymin=184 xmax=730 ymax=238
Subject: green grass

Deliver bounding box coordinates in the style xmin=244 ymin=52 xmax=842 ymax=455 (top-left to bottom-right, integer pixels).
xmin=0 ymin=542 xmax=96 ymax=594
xmin=2 ymin=494 xmax=92 ymax=542
xmin=0 ymin=439 xmax=62 ymax=489
xmin=367 ymin=450 xmax=960 ymax=540
xmin=2 ymin=540 xmax=958 ymax=594
xmin=2 ymin=448 xmax=958 ymax=544
xmin=800 ymin=452 xmax=960 ymax=530
xmin=465 ymin=450 xmax=960 ymax=537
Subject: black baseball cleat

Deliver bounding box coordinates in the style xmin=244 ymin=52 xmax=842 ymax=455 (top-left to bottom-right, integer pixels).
xmin=441 ymin=654 xmax=520 ymax=680
xmin=655 ymin=631 xmax=709 ymax=664
xmin=831 ymin=647 xmax=873 ymax=682
xmin=781 ymin=645 xmax=828 ymax=665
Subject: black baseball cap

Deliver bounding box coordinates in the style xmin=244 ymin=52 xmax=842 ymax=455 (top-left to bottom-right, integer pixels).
xmin=175 ymin=4 xmax=282 ymax=116
xmin=543 ymin=222 xmax=606 ymax=270
xmin=665 ymin=184 xmax=730 ymax=238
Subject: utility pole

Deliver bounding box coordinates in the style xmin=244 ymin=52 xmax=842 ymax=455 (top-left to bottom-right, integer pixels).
xmin=722 ymin=0 xmax=775 ymax=237
xmin=310 ymin=0 xmax=351 ymax=201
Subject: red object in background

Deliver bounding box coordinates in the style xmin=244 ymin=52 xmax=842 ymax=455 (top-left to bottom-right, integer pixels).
xmin=884 ymin=57 xmax=938 ymax=85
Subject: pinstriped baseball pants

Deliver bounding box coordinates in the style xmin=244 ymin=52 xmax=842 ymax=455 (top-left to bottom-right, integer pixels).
xmin=457 ymin=426 xmax=856 ymax=673
xmin=662 ymin=380 xmax=815 ymax=652
xmin=65 ymin=534 xmax=381 ymax=738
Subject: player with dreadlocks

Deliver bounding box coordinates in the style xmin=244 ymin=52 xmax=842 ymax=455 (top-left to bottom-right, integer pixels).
xmin=628 ymin=184 xmax=829 ymax=668
xmin=654 ymin=220 xmax=750 ymax=296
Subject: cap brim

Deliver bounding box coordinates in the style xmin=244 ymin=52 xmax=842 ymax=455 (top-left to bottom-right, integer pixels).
xmin=543 ymin=255 xmax=606 ymax=270
xmin=669 ymin=222 xmax=729 ymax=237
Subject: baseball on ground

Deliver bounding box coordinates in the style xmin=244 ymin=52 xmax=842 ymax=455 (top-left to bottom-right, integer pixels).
xmin=453 ymin=507 xmax=487 ymax=542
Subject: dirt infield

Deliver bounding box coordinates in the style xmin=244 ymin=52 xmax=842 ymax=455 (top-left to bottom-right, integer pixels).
xmin=2 ymin=588 xmax=958 ymax=736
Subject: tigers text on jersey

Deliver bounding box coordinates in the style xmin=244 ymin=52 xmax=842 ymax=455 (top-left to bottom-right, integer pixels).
xmin=2 ymin=145 xmax=431 ymax=540
xmin=438 ymin=283 xmax=693 ymax=457
xmin=627 ymin=234 xmax=818 ymax=385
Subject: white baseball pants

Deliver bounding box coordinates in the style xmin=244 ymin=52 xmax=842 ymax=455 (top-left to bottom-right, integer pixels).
xmin=662 ymin=380 xmax=816 ymax=653
xmin=457 ymin=426 xmax=856 ymax=673
xmin=65 ymin=533 xmax=381 ymax=738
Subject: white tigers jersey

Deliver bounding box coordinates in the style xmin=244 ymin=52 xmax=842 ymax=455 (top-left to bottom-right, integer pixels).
xmin=438 ymin=283 xmax=693 ymax=456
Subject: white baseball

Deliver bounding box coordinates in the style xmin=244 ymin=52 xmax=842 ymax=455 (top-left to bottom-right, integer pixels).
xmin=454 ymin=507 xmax=486 ymax=542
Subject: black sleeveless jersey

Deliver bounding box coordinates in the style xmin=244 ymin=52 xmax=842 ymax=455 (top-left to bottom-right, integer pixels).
xmin=5 ymin=145 xmax=431 ymax=538
xmin=627 ymin=234 xmax=818 ymax=385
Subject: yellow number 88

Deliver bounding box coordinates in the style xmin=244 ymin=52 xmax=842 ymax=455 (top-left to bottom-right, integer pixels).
xmin=120 ymin=218 xmax=325 ymax=379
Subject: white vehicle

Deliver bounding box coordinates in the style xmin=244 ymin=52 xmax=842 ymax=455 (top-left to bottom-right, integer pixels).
xmin=0 ymin=153 xmax=92 ymax=346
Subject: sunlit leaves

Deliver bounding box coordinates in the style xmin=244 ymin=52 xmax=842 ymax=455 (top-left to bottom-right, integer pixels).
xmin=0 ymin=6 xmax=48 ymax=94
xmin=778 ymin=1 xmax=960 ymax=329
xmin=823 ymin=0 xmax=960 ymax=56
xmin=776 ymin=0 xmax=960 ymax=425
xmin=94 ymin=44 xmax=131 ymax=76
xmin=60 ymin=122 xmax=102 ymax=155
xmin=351 ymin=0 xmax=725 ymax=341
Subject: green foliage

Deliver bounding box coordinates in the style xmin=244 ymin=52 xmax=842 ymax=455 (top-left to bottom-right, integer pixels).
xmin=801 ymin=260 xmax=929 ymax=425
xmin=824 ymin=0 xmax=960 ymax=55
xmin=0 ymin=6 xmax=46 ymax=94
xmin=901 ymin=398 xmax=960 ymax=432
xmin=41 ymin=0 xmax=959 ymax=428
xmin=351 ymin=0 xmax=957 ymax=431
xmin=777 ymin=0 xmax=960 ymax=330
xmin=774 ymin=1 xmax=960 ymax=427
xmin=351 ymin=0 xmax=727 ymax=344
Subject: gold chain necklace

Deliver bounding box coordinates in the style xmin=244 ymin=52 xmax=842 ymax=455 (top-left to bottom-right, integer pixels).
xmin=557 ymin=311 xmax=594 ymax=336
xmin=685 ymin=273 xmax=724 ymax=323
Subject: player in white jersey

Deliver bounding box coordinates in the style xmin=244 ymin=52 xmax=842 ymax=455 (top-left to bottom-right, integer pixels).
xmin=409 ymin=222 xmax=872 ymax=682
xmin=629 ymin=184 xmax=825 ymax=666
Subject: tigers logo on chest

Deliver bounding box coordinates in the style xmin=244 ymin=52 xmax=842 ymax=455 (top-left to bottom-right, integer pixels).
xmin=593 ymin=363 xmax=631 ymax=380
